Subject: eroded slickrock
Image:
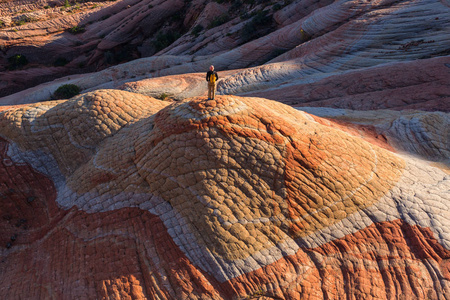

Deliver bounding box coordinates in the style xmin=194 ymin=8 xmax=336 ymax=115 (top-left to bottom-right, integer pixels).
xmin=0 ymin=90 xmax=449 ymax=299
xmin=2 ymin=0 xmax=449 ymax=106
xmin=299 ymin=107 xmax=450 ymax=165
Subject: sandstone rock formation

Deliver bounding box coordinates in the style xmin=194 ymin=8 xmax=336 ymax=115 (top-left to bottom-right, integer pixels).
xmin=1 ymin=0 xmax=449 ymax=298
xmin=248 ymin=56 xmax=450 ymax=112
xmin=1 ymin=90 xmax=449 ymax=299
xmin=1 ymin=0 xmax=449 ymax=105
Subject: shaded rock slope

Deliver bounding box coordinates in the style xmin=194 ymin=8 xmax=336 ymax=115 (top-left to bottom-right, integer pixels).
xmin=0 ymin=90 xmax=449 ymax=299
xmin=1 ymin=0 xmax=449 ymax=107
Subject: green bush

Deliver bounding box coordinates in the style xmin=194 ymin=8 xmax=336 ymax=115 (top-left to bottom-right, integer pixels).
xmin=158 ymin=92 xmax=170 ymax=100
xmin=267 ymin=48 xmax=288 ymax=61
xmin=64 ymin=0 xmax=71 ymax=8
xmin=208 ymin=14 xmax=230 ymax=29
xmin=53 ymin=57 xmax=69 ymax=67
xmin=13 ymin=16 xmax=33 ymax=26
xmin=272 ymin=3 xmax=282 ymax=11
xmin=8 ymin=54 xmax=28 ymax=70
xmin=15 ymin=20 xmax=26 ymax=26
xmin=53 ymin=84 xmax=81 ymax=99
xmin=300 ymin=28 xmax=311 ymax=41
xmin=252 ymin=10 xmax=272 ymax=26
xmin=241 ymin=10 xmax=272 ymax=42
xmin=229 ymin=0 xmax=243 ymax=13
xmin=0 ymin=20 xmax=5 ymax=28
xmin=153 ymin=31 xmax=181 ymax=52
xmin=68 ymin=25 xmax=85 ymax=34
xmin=191 ymin=24 xmax=203 ymax=37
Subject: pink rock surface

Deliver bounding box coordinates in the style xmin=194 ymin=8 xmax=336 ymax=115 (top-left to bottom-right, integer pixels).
xmin=2 ymin=0 xmax=449 ymax=105
xmin=1 ymin=1 xmax=450 ymax=298
xmin=0 ymin=91 xmax=449 ymax=298
xmin=247 ymin=56 xmax=450 ymax=112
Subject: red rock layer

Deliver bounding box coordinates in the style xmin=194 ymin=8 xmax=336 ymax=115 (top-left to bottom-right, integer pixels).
xmin=0 ymin=136 xmax=63 ymax=249
xmin=247 ymin=57 xmax=450 ymax=112
xmin=309 ymin=115 xmax=395 ymax=152
xmin=225 ymin=219 xmax=450 ymax=299
xmin=0 ymin=136 xmax=223 ymax=299
xmin=1 ymin=99 xmax=449 ymax=299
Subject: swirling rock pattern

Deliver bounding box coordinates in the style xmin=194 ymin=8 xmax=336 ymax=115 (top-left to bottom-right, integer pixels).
xmin=300 ymin=107 xmax=450 ymax=165
xmin=0 ymin=90 xmax=449 ymax=299
xmin=2 ymin=0 xmax=449 ymax=107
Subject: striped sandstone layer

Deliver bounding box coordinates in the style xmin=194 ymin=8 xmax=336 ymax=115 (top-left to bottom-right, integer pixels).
xmin=2 ymin=0 xmax=449 ymax=106
xmin=0 ymin=90 xmax=449 ymax=299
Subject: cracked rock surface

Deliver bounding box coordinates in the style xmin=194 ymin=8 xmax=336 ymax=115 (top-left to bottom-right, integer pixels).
xmin=0 ymin=90 xmax=449 ymax=299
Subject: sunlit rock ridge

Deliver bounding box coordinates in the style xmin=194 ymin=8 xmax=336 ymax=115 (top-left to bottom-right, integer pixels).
xmin=0 ymin=90 xmax=449 ymax=299
xmin=1 ymin=0 xmax=449 ymax=298
xmin=1 ymin=0 xmax=449 ymax=108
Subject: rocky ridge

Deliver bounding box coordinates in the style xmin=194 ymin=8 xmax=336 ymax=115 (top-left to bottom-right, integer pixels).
xmin=1 ymin=0 xmax=449 ymax=105
xmin=0 ymin=90 xmax=449 ymax=299
xmin=1 ymin=0 xmax=450 ymax=299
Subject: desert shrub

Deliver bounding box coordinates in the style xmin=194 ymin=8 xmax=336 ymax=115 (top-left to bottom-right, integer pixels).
xmin=68 ymin=25 xmax=85 ymax=34
xmin=114 ymin=44 xmax=136 ymax=63
xmin=53 ymin=57 xmax=69 ymax=66
xmin=64 ymin=0 xmax=70 ymax=8
xmin=103 ymin=50 xmax=114 ymax=64
xmin=153 ymin=31 xmax=181 ymax=52
xmin=53 ymin=84 xmax=80 ymax=99
xmin=158 ymin=93 xmax=170 ymax=100
xmin=8 ymin=54 xmax=28 ymax=70
xmin=103 ymin=44 xmax=137 ymax=65
xmin=0 ymin=20 xmax=5 ymax=28
xmin=252 ymin=9 xmax=272 ymax=25
xmin=300 ymin=28 xmax=311 ymax=41
xmin=240 ymin=11 xmax=250 ymax=20
xmin=266 ymin=48 xmax=288 ymax=62
xmin=170 ymin=12 xmax=183 ymax=22
xmin=229 ymin=0 xmax=243 ymax=13
xmin=241 ymin=10 xmax=272 ymax=42
xmin=272 ymin=3 xmax=282 ymax=11
xmin=208 ymin=14 xmax=230 ymax=29
xmin=15 ymin=20 xmax=26 ymax=26
xmin=12 ymin=16 xmax=33 ymax=26
xmin=44 ymin=5 xmax=50 ymax=9
xmin=191 ymin=24 xmax=203 ymax=37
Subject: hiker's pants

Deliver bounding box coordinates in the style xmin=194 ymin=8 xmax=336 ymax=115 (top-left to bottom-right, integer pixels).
xmin=208 ymin=82 xmax=216 ymax=99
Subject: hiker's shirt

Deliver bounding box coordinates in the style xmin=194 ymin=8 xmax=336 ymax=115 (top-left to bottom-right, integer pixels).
xmin=206 ymin=71 xmax=218 ymax=84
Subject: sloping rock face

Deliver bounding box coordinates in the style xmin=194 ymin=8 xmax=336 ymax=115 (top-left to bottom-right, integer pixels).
xmin=1 ymin=90 xmax=449 ymax=299
xmin=298 ymin=107 xmax=450 ymax=165
xmin=1 ymin=0 xmax=449 ymax=105
xmin=248 ymin=56 xmax=450 ymax=112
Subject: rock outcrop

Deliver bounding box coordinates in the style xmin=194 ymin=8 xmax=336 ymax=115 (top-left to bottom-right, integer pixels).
xmin=1 ymin=91 xmax=449 ymax=299
xmin=248 ymin=56 xmax=450 ymax=112
xmin=1 ymin=0 xmax=449 ymax=106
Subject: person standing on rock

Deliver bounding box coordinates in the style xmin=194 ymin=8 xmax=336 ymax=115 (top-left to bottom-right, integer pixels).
xmin=206 ymin=65 xmax=218 ymax=100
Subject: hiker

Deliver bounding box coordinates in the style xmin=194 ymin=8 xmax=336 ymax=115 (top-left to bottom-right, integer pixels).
xmin=206 ymin=65 xmax=218 ymax=100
